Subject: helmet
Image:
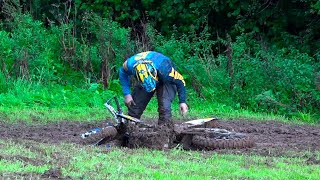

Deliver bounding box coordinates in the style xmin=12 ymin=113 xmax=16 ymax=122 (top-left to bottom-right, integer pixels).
xmin=133 ymin=60 xmax=158 ymax=92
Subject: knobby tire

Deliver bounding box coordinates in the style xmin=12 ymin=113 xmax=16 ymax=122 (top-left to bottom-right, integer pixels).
xmin=192 ymin=134 xmax=255 ymax=150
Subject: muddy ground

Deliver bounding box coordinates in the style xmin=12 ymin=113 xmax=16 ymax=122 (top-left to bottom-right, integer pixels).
xmin=0 ymin=119 xmax=319 ymax=158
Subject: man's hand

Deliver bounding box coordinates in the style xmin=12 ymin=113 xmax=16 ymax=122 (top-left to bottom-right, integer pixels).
xmin=179 ymin=103 xmax=188 ymax=116
xmin=124 ymin=94 xmax=136 ymax=107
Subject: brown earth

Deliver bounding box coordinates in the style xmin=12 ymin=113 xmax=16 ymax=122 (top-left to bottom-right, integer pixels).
xmin=0 ymin=119 xmax=319 ymax=157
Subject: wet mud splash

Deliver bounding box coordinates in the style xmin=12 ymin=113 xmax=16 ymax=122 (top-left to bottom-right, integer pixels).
xmin=0 ymin=119 xmax=319 ymax=156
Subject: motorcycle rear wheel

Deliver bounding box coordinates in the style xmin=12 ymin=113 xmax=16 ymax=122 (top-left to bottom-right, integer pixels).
xmin=192 ymin=135 xmax=254 ymax=150
xmin=190 ymin=128 xmax=255 ymax=150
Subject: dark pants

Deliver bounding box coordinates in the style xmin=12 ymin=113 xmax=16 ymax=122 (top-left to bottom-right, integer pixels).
xmin=128 ymin=82 xmax=177 ymax=125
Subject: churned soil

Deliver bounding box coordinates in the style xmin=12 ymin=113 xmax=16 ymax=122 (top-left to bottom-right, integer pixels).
xmin=214 ymin=120 xmax=320 ymax=157
xmin=0 ymin=119 xmax=319 ymax=156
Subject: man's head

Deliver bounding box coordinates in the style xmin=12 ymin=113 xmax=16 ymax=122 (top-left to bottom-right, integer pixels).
xmin=133 ymin=60 xmax=158 ymax=92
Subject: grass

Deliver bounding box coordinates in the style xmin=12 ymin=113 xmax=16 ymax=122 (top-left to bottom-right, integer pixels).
xmin=0 ymin=160 xmax=49 ymax=174
xmin=0 ymin=139 xmax=319 ymax=179
xmin=0 ymin=81 xmax=318 ymax=124
xmin=0 ymin=97 xmax=294 ymax=125
xmin=1 ymin=97 xmax=317 ymax=125
xmin=0 ymin=92 xmax=300 ymax=124
xmin=0 ymin=106 xmax=108 ymax=124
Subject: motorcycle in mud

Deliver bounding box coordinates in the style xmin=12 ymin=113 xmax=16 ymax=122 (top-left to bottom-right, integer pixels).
xmin=81 ymin=97 xmax=255 ymax=150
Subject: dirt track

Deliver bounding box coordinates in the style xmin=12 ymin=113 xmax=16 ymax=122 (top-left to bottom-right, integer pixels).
xmin=0 ymin=119 xmax=319 ymax=157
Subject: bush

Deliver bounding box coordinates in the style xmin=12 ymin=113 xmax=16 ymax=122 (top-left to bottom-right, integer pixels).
xmin=4 ymin=14 xmax=60 ymax=83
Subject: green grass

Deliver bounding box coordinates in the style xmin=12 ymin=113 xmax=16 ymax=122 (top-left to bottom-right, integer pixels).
xmin=0 ymin=139 xmax=319 ymax=179
xmin=0 ymin=81 xmax=318 ymax=124
xmin=0 ymin=97 xmax=294 ymax=125
xmin=0 ymin=160 xmax=49 ymax=174
xmin=1 ymin=96 xmax=317 ymax=125
xmin=0 ymin=106 xmax=108 ymax=124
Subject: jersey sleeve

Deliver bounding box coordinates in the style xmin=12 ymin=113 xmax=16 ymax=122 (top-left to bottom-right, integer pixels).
xmin=119 ymin=67 xmax=131 ymax=96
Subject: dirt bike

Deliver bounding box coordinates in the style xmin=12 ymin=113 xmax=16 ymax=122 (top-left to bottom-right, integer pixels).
xmin=81 ymin=96 xmax=254 ymax=150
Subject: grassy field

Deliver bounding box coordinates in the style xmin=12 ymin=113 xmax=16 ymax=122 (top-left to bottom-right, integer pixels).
xmin=1 ymin=139 xmax=319 ymax=179
xmin=1 ymin=84 xmax=319 ymax=179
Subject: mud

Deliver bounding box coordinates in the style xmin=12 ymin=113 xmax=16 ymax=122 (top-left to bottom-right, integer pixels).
xmin=126 ymin=123 xmax=175 ymax=150
xmin=214 ymin=120 xmax=320 ymax=156
xmin=0 ymin=119 xmax=319 ymax=157
xmin=41 ymin=168 xmax=72 ymax=179
xmin=0 ymin=120 xmax=106 ymax=144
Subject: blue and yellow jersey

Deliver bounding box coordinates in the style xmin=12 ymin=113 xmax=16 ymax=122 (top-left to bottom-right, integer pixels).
xmin=119 ymin=51 xmax=186 ymax=103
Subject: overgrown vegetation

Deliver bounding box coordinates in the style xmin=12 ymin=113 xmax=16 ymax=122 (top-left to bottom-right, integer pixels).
xmin=0 ymin=0 xmax=319 ymax=122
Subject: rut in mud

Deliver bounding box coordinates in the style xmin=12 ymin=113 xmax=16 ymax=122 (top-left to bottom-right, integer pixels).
xmin=0 ymin=119 xmax=319 ymax=156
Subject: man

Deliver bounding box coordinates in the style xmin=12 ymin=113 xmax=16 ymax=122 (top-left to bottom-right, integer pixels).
xmin=119 ymin=51 xmax=188 ymax=125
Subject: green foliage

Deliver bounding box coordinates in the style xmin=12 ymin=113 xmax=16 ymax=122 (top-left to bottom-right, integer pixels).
xmin=227 ymin=33 xmax=319 ymax=118
xmin=0 ymin=9 xmax=133 ymax=85
xmin=312 ymin=1 xmax=320 ymax=14
xmin=48 ymin=12 xmax=133 ymax=85
xmin=85 ymin=13 xmax=133 ymax=72
xmin=108 ymin=79 xmax=123 ymax=95
xmin=151 ymin=28 xmax=232 ymax=104
xmin=0 ymin=31 xmax=14 ymax=76
xmin=1 ymin=13 xmax=61 ymax=83
xmin=149 ymin=27 xmax=319 ymax=121
xmin=0 ymin=72 xmax=9 ymax=93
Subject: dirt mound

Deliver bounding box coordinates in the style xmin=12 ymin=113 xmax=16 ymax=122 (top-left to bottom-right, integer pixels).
xmin=0 ymin=119 xmax=319 ymax=156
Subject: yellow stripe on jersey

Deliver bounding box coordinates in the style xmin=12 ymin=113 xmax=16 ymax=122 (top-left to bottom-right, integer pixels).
xmin=168 ymin=67 xmax=186 ymax=86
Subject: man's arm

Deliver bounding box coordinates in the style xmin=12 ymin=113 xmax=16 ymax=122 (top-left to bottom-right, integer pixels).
xmin=119 ymin=67 xmax=131 ymax=96
xmin=166 ymin=66 xmax=188 ymax=114
xmin=168 ymin=67 xmax=187 ymax=104
xmin=119 ymin=67 xmax=137 ymax=107
xmin=159 ymin=60 xmax=187 ymax=104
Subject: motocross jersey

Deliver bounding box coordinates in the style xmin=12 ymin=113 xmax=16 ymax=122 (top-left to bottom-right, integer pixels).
xmin=119 ymin=51 xmax=186 ymax=103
